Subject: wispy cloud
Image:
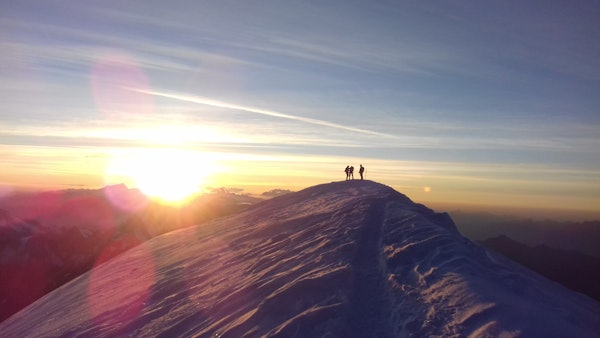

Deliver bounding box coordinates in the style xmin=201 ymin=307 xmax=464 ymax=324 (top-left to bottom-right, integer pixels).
xmin=131 ymin=88 xmax=397 ymax=138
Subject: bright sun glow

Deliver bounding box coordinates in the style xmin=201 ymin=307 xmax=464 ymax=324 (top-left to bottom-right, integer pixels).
xmin=106 ymin=148 xmax=216 ymax=204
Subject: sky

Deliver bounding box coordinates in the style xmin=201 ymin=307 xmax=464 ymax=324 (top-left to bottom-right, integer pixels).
xmin=1 ymin=1 xmax=599 ymax=212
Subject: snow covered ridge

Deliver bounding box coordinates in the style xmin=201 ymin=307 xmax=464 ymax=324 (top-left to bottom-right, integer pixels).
xmin=1 ymin=181 xmax=599 ymax=337
xmin=0 ymin=185 xmax=261 ymax=322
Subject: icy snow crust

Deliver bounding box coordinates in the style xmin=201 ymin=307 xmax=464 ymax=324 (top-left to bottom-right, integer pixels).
xmin=1 ymin=181 xmax=599 ymax=337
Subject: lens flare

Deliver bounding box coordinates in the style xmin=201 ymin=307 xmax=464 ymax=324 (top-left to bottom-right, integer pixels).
xmin=90 ymin=51 xmax=154 ymax=118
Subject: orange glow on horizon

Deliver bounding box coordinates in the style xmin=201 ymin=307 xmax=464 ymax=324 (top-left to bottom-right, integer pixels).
xmin=1 ymin=145 xmax=599 ymax=214
xmin=105 ymin=148 xmax=219 ymax=205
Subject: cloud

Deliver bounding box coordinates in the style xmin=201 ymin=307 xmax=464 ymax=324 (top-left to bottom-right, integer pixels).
xmin=131 ymin=88 xmax=397 ymax=138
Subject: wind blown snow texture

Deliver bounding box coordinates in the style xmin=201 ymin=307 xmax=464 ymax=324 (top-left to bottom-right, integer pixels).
xmin=1 ymin=181 xmax=599 ymax=337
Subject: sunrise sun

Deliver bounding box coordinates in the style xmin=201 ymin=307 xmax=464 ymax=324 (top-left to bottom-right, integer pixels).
xmin=106 ymin=149 xmax=215 ymax=204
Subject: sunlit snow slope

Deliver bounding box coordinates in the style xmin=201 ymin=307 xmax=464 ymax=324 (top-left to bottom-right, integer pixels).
xmin=1 ymin=181 xmax=599 ymax=337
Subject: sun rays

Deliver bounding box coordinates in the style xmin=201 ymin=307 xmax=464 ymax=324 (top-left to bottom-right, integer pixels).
xmin=105 ymin=148 xmax=217 ymax=204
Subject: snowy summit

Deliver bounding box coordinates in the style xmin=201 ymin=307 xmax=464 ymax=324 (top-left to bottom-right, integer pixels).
xmin=1 ymin=181 xmax=599 ymax=337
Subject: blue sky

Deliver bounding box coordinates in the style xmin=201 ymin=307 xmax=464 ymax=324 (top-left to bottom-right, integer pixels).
xmin=1 ymin=1 xmax=599 ymax=211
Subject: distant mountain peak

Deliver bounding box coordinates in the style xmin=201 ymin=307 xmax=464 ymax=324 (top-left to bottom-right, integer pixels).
xmin=1 ymin=181 xmax=598 ymax=336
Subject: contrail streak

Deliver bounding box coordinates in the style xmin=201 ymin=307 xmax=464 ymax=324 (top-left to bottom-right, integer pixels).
xmin=131 ymin=88 xmax=396 ymax=138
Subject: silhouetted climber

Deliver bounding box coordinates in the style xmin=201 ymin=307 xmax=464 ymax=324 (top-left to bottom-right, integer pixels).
xmin=345 ymin=166 xmax=350 ymax=181
xmin=349 ymin=166 xmax=354 ymax=180
xmin=359 ymin=164 xmax=365 ymax=180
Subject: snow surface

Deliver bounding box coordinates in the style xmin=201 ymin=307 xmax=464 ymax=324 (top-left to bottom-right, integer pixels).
xmin=1 ymin=181 xmax=599 ymax=337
